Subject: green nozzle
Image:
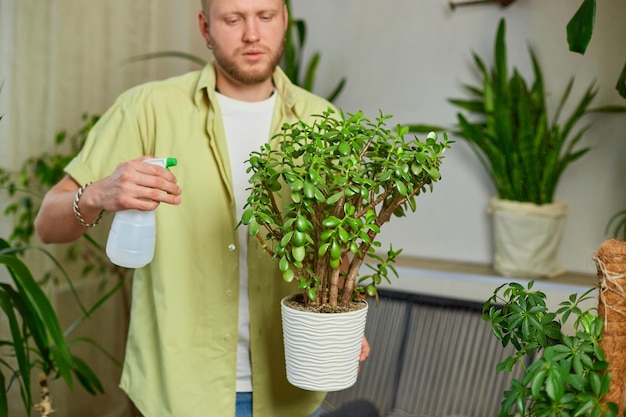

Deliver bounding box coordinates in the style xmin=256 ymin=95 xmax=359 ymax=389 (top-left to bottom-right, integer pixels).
xmin=166 ymin=158 xmax=177 ymax=170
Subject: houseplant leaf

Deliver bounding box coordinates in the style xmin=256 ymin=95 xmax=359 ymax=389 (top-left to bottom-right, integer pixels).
xmin=567 ymin=0 xmax=596 ymax=54
xmin=0 ymin=290 xmax=32 ymax=410
xmin=0 ymin=250 xmax=74 ymax=388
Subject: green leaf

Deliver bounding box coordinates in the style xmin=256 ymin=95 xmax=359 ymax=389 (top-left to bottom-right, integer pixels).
xmin=617 ymin=59 xmax=626 ymax=99
xmin=545 ymin=369 xmax=565 ymax=401
xmin=248 ymin=218 xmax=259 ymax=236
xmin=567 ymin=0 xmax=596 ymax=54
xmin=394 ymin=179 xmax=407 ymax=196
xmin=0 ymin=290 xmax=31 ymax=409
xmin=589 ymin=371 xmax=602 ymax=395
xmin=0 ymin=370 xmax=7 ymax=417
xmin=573 ymin=400 xmax=594 ymax=417
xmin=283 ymin=269 xmax=295 ymax=283
xmin=292 ymin=246 xmax=305 ymax=263
xmin=531 ymin=369 xmax=547 ymax=397
xmin=241 ymin=208 xmax=254 ymax=224
xmin=0 ymin=254 xmax=74 ymax=388
xmin=322 ymin=216 xmax=342 ymax=228
xmin=279 ymin=256 xmax=289 ymax=272
xmin=71 ymin=355 xmax=104 ymax=395
xmin=326 ymin=191 xmax=343 ymax=205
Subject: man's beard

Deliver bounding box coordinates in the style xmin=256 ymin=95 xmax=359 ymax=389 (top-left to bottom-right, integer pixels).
xmin=212 ymin=39 xmax=285 ymax=85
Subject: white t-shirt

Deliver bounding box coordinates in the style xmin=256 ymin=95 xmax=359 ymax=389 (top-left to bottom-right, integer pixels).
xmin=217 ymin=91 xmax=276 ymax=392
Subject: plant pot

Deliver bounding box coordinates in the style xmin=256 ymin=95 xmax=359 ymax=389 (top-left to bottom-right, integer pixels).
xmin=488 ymin=198 xmax=568 ymax=278
xmin=280 ymin=295 xmax=368 ymax=392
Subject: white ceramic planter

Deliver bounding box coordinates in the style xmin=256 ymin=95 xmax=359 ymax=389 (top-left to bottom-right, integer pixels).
xmin=281 ymin=295 xmax=368 ymax=392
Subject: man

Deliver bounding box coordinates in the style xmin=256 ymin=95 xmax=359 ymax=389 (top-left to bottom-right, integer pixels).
xmin=35 ymin=0 xmax=368 ymax=416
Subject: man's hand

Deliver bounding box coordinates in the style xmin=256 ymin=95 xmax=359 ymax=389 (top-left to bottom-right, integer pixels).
xmin=35 ymin=155 xmax=182 ymax=244
xmin=92 ymin=156 xmax=182 ymax=212
xmin=359 ymin=336 xmax=370 ymax=363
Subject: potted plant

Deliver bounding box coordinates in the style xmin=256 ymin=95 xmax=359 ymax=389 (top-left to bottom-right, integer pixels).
xmin=0 ymin=111 xmax=129 ymax=416
xmin=566 ymin=0 xmax=626 ymax=99
xmin=0 ymin=237 xmax=118 ymax=417
xmin=239 ymin=108 xmax=450 ymax=391
xmin=425 ymin=18 xmax=623 ymax=278
xmin=482 ymin=280 xmax=618 ymax=416
xmin=566 ymin=0 xmax=626 ymax=242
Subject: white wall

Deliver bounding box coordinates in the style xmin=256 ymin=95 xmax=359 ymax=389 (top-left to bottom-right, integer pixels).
xmin=274 ymin=0 xmax=626 ymax=275
xmin=3 ymin=0 xmax=623 ymax=278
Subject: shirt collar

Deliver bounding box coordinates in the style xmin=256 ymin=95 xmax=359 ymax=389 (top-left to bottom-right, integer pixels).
xmin=193 ymin=61 xmax=297 ymax=111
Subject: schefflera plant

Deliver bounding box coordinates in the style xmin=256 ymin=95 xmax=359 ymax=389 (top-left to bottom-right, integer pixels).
xmin=240 ymin=108 xmax=450 ymax=309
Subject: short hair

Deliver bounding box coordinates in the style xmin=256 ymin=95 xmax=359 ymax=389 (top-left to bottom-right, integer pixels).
xmin=202 ymin=0 xmax=285 ymax=13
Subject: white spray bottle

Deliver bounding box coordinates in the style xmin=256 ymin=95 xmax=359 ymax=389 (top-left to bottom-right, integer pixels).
xmin=106 ymin=157 xmax=178 ymax=268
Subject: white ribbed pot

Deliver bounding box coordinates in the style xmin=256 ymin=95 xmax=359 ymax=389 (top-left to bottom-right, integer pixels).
xmin=280 ymin=295 xmax=368 ymax=392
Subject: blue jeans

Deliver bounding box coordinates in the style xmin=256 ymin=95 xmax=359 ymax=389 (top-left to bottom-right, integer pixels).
xmin=236 ymin=392 xmax=321 ymax=417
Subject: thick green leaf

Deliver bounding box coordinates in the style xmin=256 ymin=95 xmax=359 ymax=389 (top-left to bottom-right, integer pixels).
xmin=0 ymin=291 xmax=31 ymax=409
xmin=0 ymin=370 xmax=6 ymax=417
xmin=71 ymin=355 xmax=104 ymax=395
xmin=446 ymin=16 xmax=614 ymax=204
xmin=0 ymin=254 xmax=74 ymax=388
xmin=567 ymin=0 xmax=596 ymax=54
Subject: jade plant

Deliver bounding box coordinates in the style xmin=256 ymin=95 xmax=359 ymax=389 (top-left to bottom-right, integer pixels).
xmin=483 ymin=281 xmax=617 ymax=417
xmin=240 ymin=108 xmax=450 ymax=308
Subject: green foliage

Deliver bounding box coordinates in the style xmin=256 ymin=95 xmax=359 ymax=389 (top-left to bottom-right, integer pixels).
xmin=282 ymin=0 xmax=346 ymax=102
xmin=483 ymin=281 xmax=618 ymax=417
xmin=567 ymin=0 xmax=626 ymax=239
xmin=0 ymin=113 xmax=98 ymax=247
xmin=0 ymin=238 xmax=127 ymax=417
xmin=605 ymin=210 xmax=626 ymax=242
xmin=0 ymin=114 xmax=128 ymax=284
xmin=240 ymin=108 xmax=450 ymax=307
xmin=566 ymin=0 xmax=626 ymax=99
xmin=448 ymin=18 xmax=622 ymax=205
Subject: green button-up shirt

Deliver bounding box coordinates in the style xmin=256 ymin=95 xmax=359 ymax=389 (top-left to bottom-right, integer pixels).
xmin=65 ymin=63 xmax=334 ymax=417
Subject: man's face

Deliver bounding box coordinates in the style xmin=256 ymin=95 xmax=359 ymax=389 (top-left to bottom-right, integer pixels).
xmin=201 ymin=0 xmax=287 ymax=86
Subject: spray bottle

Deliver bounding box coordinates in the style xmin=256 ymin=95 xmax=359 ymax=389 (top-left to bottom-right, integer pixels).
xmin=106 ymin=157 xmax=177 ymax=268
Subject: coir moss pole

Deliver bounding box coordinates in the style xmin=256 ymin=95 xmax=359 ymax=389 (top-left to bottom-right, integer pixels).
xmin=595 ymin=238 xmax=626 ymax=414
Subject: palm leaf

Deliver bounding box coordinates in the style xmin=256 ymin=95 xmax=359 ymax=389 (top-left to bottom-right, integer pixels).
xmin=71 ymin=355 xmax=104 ymax=395
xmin=0 ymin=370 xmax=6 ymax=417
xmin=0 ymin=253 xmax=74 ymax=388
xmin=0 ymin=290 xmax=31 ymax=410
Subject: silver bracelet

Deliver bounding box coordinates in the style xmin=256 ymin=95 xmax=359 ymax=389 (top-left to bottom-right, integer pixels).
xmin=73 ymin=182 xmax=104 ymax=227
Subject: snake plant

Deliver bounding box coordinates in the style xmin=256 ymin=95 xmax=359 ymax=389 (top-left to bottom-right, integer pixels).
xmin=447 ymin=18 xmax=623 ymax=205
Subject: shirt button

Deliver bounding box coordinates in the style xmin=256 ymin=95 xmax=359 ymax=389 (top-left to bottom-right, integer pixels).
xmin=224 ymin=333 xmax=232 ymax=341
xmin=226 ymin=289 xmax=232 ymax=297
xmin=228 ymin=244 xmax=236 ymax=251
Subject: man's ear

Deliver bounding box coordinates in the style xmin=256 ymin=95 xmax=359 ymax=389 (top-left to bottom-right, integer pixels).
xmin=282 ymin=3 xmax=289 ymax=32
xmin=197 ymin=10 xmax=211 ymax=44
